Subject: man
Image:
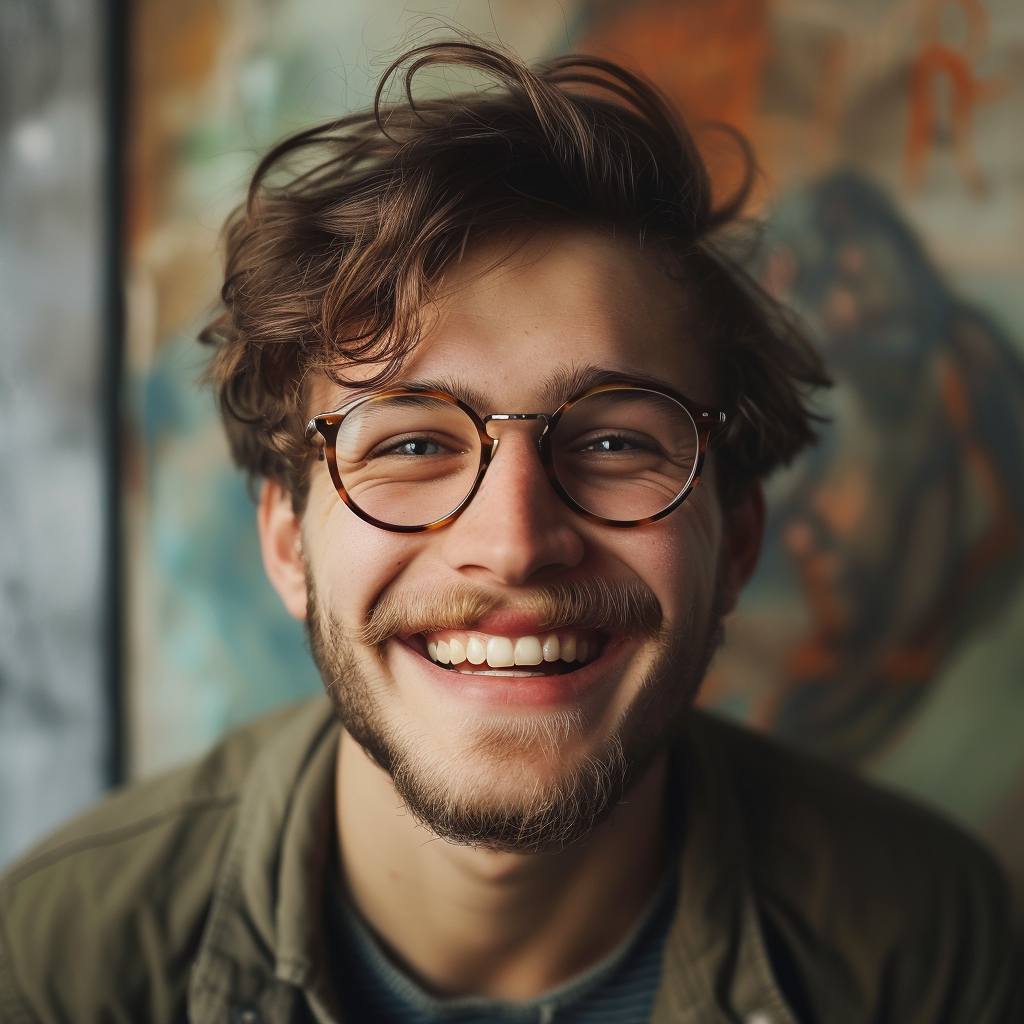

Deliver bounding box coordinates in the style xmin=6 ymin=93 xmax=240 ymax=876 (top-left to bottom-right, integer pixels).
xmin=0 ymin=41 xmax=1019 ymax=1024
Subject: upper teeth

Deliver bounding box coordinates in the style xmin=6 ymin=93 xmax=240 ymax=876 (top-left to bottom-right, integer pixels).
xmin=426 ymin=633 xmax=591 ymax=668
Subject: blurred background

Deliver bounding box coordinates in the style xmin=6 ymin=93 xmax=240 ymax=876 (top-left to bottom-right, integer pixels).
xmin=2 ymin=0 xmax=1023 ymax=916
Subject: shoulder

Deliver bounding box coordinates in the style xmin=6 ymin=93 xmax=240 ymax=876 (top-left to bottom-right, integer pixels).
xmin=687 ymin=710 xmax=1022 ymax=1023
xmin=0 ymin=699 xmax=319 ymax=1024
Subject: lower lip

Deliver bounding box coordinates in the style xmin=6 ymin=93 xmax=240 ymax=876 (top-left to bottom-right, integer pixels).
xmin=394 ymin=638 xmax=630 ymax=709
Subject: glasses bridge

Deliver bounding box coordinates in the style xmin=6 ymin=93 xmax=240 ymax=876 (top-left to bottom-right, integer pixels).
xmin=482 ymin=412 xmax=552 ymax=441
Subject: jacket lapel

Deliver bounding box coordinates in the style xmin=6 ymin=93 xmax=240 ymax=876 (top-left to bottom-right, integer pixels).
xmin=188 ymin=697 xmax=340 ymax=1024
xmin=651 ymin=714 xmax=799 ymax=1024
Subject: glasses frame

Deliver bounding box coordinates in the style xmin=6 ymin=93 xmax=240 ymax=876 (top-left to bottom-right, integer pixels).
xmin=305 ymin=382 xmax=727 ymax=533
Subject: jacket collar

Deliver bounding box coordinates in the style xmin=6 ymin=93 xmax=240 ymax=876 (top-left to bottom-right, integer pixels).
xmin=188 ymin=698 xmax=797 ymax=1024
xmin=188 ymin=696 xmax=341 ymax=1024
xmin=651 ymin=713 xmax=799 ymax=1024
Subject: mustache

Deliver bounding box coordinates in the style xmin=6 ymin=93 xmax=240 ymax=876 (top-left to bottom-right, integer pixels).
xmin=356 ymin=576 xmax=663 ymax=647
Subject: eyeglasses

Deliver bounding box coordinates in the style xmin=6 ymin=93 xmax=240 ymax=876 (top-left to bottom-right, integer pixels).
xmin=305 ymin=382 xmax=726 ymax=532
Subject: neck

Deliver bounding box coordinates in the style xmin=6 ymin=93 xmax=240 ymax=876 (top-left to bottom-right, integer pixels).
xmin=335 ymin=732 xmax=669 ymax=1001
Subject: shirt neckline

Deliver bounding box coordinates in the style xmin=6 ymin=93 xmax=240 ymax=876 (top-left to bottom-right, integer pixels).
xmin=326 ymin=853 xmax=680 ymax=1021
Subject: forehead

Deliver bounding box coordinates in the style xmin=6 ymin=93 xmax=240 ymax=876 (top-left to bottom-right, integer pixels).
xmin=321 ymin=226 xmax=715 ymax=411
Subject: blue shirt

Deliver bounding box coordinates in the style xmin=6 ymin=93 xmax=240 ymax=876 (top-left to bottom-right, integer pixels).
xmin=325 ymin=867 xmax=677 ymax=1024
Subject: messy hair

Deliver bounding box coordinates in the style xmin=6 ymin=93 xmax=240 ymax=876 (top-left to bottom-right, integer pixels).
xmin=201 ymin=41 xmax=828 ymax=510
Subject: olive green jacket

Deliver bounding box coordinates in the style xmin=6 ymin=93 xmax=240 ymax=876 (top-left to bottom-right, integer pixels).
xmin=0 ymin=697 xmax=1020 ymax=1024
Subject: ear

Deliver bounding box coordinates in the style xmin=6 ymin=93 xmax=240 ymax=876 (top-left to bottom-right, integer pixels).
xmin=257 ymin=479 xmax=308 ymax=621
xmin=716 ymin=481 xmax=766 ymax=616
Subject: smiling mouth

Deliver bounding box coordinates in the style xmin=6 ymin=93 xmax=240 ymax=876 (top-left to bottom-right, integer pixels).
xmin=414 ymin=629 xmax=604 ymax=677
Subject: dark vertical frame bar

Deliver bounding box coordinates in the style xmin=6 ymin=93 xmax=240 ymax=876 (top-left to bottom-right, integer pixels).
xmin=100 ymin=0 xmax=127 ymax=786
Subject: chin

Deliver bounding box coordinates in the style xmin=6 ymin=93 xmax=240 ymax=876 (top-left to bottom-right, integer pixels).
xmin=384 ymin=724 xmax=637 ymax=854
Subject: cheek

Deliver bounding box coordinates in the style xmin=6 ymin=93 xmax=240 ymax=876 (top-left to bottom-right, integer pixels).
xmin=608 ymin=494 xmax=723 ymax=623
xmin=304 ymin=485 xmax=421 ymax=621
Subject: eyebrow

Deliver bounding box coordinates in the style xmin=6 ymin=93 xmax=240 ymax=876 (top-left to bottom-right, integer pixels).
xmin=395 ymin=375 xmax=490 ymax=412
xmin=391 ymin=366 xmax=688 ymax=414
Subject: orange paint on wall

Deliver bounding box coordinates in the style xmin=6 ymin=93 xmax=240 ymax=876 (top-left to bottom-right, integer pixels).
xmin=580 ymin=0 xmax=768 ymax=203
xmin=126 ymin=0 xmax=227 ymax=251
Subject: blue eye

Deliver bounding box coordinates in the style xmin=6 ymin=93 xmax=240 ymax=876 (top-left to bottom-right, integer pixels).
xmin=582 ymin=435 xmax=638 ymax=453
xmin=365 ymin=433 xmax=470 ymax=460
xmin=575 ymin=431 xmax=666 ymax=456
xmin=389 ymin=438 xmax=444 ymax=457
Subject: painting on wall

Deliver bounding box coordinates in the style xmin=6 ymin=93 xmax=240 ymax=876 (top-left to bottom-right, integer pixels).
xmin=123 ymin=0 xmax=1024 ymax=901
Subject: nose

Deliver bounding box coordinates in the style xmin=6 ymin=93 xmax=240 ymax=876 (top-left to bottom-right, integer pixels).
xmin=440 ymin=421 xmax=585 ymax=586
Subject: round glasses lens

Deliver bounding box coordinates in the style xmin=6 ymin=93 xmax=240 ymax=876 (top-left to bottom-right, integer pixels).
xmin=550 ymin=389 xmax=699 ymax=522
xmin=334 ymin=394 xmax=482 ymax=528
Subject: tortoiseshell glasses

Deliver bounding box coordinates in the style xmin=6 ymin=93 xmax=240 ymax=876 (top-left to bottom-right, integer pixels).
xmin=304 ymin=383 xmax=726 ymax=533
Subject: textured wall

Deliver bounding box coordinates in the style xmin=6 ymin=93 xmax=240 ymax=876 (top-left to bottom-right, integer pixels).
xmin=0 ymin=0 xmax=109 ymax=868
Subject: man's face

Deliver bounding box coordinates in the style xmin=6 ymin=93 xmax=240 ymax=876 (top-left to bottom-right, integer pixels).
xmin=268 ymin=227 xmax=757 ymax=852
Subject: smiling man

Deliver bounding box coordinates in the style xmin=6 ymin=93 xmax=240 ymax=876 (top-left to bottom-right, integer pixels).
xmin=1 ymin=41 xmax=1020 ymax=1024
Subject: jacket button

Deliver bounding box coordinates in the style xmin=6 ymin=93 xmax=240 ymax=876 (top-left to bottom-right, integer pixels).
xmin=233 ymin=1007 xmax=262 ymax=1024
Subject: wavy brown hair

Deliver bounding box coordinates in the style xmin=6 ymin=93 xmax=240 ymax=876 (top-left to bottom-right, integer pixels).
xmin=200 ymin=41 xmax=828 ymax=510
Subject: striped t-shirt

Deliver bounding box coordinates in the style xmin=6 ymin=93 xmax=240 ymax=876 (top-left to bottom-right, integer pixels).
xmin=325 ymin=868 xmax=676 ymax=1024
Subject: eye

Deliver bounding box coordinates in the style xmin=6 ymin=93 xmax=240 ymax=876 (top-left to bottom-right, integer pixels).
xmin=581 ymin=435 xmax=638 ymax=453
xmin=388 ymin=438 xmax=445 ymax=457
xmin=574 ymin=431 xmax=661 ymax=456
xmin=366 ymin=433 xmax=466 ymax=459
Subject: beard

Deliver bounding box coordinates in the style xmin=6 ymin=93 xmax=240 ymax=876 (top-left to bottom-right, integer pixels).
xmin=307 ymin=572 xmax=725 ymax=854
